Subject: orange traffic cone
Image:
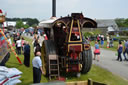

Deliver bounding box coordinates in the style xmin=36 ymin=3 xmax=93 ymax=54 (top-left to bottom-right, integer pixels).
xmin=107 ymin=42 xmax=109 ymax=48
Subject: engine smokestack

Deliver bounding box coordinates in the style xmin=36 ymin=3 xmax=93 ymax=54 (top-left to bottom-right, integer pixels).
xmin=52 ymin=0 xmax=56 ymax=17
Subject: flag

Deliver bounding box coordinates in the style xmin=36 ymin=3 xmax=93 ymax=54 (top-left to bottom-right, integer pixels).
xmin=0 ymin=9 xmax=3 ymax=16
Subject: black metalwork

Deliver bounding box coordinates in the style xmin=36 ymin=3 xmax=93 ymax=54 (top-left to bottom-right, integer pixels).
xmin=52 ymin=0 xmax=56 ymax=17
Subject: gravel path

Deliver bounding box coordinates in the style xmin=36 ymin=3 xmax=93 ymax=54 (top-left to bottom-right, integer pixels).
xmin=92 ymin=47 xmax=128 ymax=80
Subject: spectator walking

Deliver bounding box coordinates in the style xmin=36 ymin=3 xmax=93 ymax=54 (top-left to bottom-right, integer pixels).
xmin=123 ymin=40 xmax=128 ymax=61
xmin=16 ymin=37 xmax=22 ymax=55
xmin=24 ymin=41 xmax=30 ymax=67
xmin=94 ymin=41 xmax=100 ymax=61
xmin=32 ymin=52 xmax=44 ymax=83
xmin=117 ymin=41 xmax=123 ymax=61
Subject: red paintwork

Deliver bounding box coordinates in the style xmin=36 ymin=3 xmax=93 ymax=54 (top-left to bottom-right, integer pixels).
xmin=68 ymin=65 xmax=79 ymax=72
xmin=69 ymin=45 xmax=82 ymax=52
xmin=0 ymin=9 xmax=3 ymax=13
xmin=70 ymin=52 xmax=77 ymax=59
xmin=45 ymin=36 xmax=48 ymax=40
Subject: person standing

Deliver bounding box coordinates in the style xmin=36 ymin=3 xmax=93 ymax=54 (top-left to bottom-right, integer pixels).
xmin=24 ymin=41 xmax=30 ymax=67
xmin=97 ymin=34 xmax=100 ymax=44
xmin=117 ymin=41 xmax=123 ymax=61
xmin=13 ymin=33 xmax=17 ymax=43
xmin=16 ymin=37 xmax=22 ymax=55
xmin=109 ymin=37 xmax=113 ymax=48
xmin=106 ymin=35 xmax=110 ymax=48
xmin=32 ymin=52 xmax=44 ymax=83
xmin=94 ymin=41 xmax=100 ymax=61
xmin=7 ymin=36 xmax=12 ymax=45
xmin=123 ymin=40 xmax=128 ymax=61
xmin=33 ymin=39 xmax=39 ymax=53
xmin=32 ymin=35 xmax=37 ymax=47
xmin=100 ymin=35 xmax=104 ymax=48
xmin=7 ymin=36 xmax=12 ymax=51
xmin=34 ymin=43 xmax=41 ymax=56
xmin=21 ymin=37 xmax=25 ymax=52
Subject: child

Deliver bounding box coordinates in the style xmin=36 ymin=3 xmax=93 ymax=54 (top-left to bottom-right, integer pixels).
xmin=94 ymin=41 xmax=100 ymax=61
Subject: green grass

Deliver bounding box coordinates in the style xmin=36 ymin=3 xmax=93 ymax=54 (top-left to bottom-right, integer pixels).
xmin=67 ymin=65 xmax=128 ymax=85
xmin=5 ymin=37 xmax=128 ymax=85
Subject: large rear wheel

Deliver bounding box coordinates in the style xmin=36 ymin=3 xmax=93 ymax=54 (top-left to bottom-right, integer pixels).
xmin=81 ymin=49 xmax=92 ymax=74
xmin=41 ymin=40 xmax=56 ymax=76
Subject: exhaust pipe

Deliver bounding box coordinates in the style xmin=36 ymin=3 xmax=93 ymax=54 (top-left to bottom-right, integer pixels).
xmin=52 ymin=0 xmax=56 ymax=17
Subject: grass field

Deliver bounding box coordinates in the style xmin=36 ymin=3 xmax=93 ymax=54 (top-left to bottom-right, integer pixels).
xmin=5 ymin=37 xmax=128 ymax=85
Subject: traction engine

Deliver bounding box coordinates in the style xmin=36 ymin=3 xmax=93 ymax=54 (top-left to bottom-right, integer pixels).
xmin=41 ymin=13 xmax=97 ymax=79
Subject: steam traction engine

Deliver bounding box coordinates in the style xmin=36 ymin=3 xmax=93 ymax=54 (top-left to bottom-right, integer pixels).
xmin=41 ymin=13 xmax=97 ymax=79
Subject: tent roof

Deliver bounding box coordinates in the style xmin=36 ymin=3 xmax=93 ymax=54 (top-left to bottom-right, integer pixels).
xmin=39 ymin=18 xmax=57 ymax=28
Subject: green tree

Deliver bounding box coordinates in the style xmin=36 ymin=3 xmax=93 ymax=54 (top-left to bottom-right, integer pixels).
xmin=92 ymin=29 xmax=101 ymax=35
xmin=32 ymin=24 xmax=37 ymax=28
xmin=24 ymin=24 xmax=29 ymax=29
xmin=84 ymin=32 xmax=94 ymax=38
xmin=27 ymin=18 xmax=39 ymax=26
xmin=15 ymin=20 xmax=24 ymax=29
xmin=115 ymin=18 xmax=128 ymax=27
xmin=124 ymin=19 xmax=128 ymax=27
xmin=6 ymin=17 xmax=39 ymax=27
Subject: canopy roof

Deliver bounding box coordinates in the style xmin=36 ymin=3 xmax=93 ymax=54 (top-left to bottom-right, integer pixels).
xmin=39 ymin=17 xmax=57 ymax=28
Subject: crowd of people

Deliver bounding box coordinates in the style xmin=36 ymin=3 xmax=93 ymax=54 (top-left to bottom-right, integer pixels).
xmin=117 ymin=40 xmax=128 ymax=62
xmin=6 ymin=31 xmax=46 ymax=83
xmin=96 ymin=34 xmax=114 ymax=48
xmin=5 ymin=30 xmax=128 ymax=83
xmin=93 ymin=34 xmax=128 ymax=62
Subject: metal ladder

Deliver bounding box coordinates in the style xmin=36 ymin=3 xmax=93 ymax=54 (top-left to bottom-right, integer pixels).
xmin=49 ymin=55 xmax=60 ymax=80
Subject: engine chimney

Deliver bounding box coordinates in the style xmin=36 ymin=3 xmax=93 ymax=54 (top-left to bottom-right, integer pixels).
xmin=52 ymin=0 xmax=56 ymax=17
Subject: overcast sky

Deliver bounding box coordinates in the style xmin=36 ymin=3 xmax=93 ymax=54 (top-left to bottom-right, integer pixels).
xmin=0 ymin=0 xmax=128 ymax=21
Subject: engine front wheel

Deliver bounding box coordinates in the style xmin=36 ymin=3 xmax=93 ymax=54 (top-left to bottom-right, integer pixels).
xmin=81 ymin=49 xmax=92 ymax=74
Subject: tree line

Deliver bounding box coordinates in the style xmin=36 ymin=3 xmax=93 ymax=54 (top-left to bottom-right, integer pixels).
xmin=115 ymin=18 xmax=128 ymax=27
xmin=6 ymin=17 xmax=128 ymax=29
xmin=6 ymin=17 xmax=39 ymax=29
